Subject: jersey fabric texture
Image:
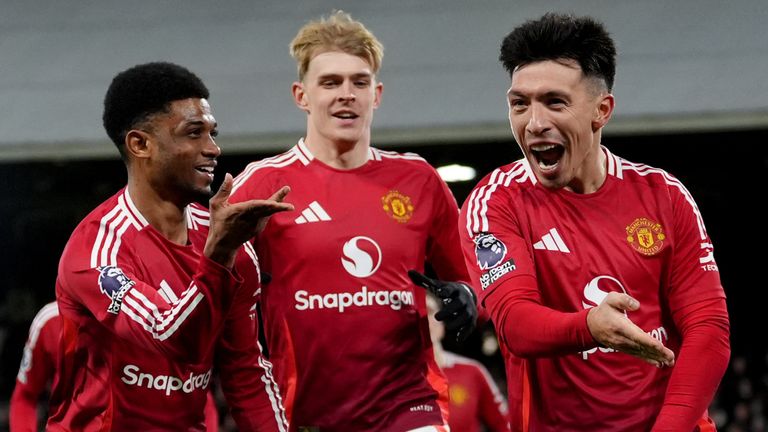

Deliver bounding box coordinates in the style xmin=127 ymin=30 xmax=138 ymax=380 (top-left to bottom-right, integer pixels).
xmin=442 ymin=351 xmax=509 ymax=432
xmin=230 ymin=139 xmax=470 ymax=431
xmin=459 ymin=148 xmax=726 ymax=431
xmin=48 ymin=188 xmax=287 ymax=432
xmin=11 ymin=302 xmax=60 ymax=432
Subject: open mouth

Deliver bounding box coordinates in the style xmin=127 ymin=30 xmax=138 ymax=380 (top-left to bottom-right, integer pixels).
xmin=333 ymin=111 xmax=359 ymax=120
xmin=530 ymin=144 xmax=565 ymax=170
xmin=195 ymin=166 xmax=215 ymax=178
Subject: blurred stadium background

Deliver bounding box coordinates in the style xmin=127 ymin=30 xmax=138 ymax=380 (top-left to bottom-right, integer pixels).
xmin=1 ymin=1 xmax=766 ymax=430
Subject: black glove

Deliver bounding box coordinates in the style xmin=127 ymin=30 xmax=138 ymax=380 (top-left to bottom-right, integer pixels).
xmin=408 ymin=270 xmax=478 ymax=342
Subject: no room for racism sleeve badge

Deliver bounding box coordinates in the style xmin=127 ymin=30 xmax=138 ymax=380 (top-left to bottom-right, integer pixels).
xmin=382 ymin=190 xmax=414 ymax=223
xmin=474 ymin=233 xmax=515 ymax=290
xmin=97 ymin=265 xmax=136 ymax=314
xmin=626 ymin=217 xmax=666 ymax=256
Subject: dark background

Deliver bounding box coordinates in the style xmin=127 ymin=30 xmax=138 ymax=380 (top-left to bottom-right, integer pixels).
xmin=1 ymin=129 xmax=765 ymax=430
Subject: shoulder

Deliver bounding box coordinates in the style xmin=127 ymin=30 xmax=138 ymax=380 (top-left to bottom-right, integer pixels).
xmin=369 ymin=147 xmax=445 ymax=182
xmin=232 ymin=147 xmax=305 ymax=195
xmin=611 ymin=152 xmax=691 ymax=199
xmin=462 ymin=159 xmax=532 ymax=210
xmin=31 ymin=302 xmax=60 ymax=331
xmin=62 ymin=189 xmax=145 ymax=269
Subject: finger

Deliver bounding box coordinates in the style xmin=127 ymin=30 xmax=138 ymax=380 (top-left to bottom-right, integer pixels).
xmin=407 ymin=270 xmax=441 ymax=295
xmin=210 ymin=173 xmax=233 ymax=205
xmin=267 ymin=185 xmax=291 ymax=203
xmin=241 ymin=200 xmax=295 ymax=217
xmin=615 ymin=325 xmax=675 ymax=366
xmin=605 ymin=292 xmax=640 ymax=312
xmin=443 ymin=315 xmax=472 ymax=332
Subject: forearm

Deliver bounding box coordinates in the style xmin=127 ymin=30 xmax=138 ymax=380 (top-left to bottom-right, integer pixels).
xmin=486 ymin=276 xmax=596 ymax=357
xmin=652 ymin=297 xmax=730 ymax=431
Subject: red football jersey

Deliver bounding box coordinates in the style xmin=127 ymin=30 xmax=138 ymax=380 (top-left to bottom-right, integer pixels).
xmin=231 ymin=139 xmax=469 ymax=430
xmin=442 ymin=352 xmax=509 ymax=432
xmin=460 ymin=148 xmax=725 ymax=431
xmin=48 ymin=188 xmax=287 ymax=431
xmin=11 ymin=302 xmax=60 ymax=432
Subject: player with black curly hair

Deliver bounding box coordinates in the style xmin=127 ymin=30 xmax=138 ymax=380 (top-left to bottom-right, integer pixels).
xmin=47 ymin=61 xmax=292 ymax=431
xmin=460 ymin=13 xmax=729 ymax=431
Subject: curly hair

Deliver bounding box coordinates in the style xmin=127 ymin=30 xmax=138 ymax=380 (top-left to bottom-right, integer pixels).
xmin=499 ymin=13 xmax=616 ymax=91
xmin=102 ymin=62 xmax=209 ymax=157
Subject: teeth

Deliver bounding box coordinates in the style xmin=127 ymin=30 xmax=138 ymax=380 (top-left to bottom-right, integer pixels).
xmin=538 ymin=160 xmax=557 ymax=169
xmin=336 ymin=113 xmax=356 ymax=119
xmin=531 ymin=144 xmax=557 ymax=151
xmin=197 ymin=167 xmax=213 ymax=173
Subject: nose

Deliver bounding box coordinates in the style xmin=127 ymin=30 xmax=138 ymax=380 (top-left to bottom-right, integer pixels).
xmin=526 ymin=103 xmax=550 ymax=135
xmin=202 ymin=136 xmax=221 ymax=158
xmin=338 ymin=82 xmax=356 ymax=102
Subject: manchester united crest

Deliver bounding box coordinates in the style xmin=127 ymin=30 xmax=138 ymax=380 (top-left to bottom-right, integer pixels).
xmin=382 ymin=190 xmax=414 ymax=223
xmin=626 ymin=217 xmax=666 ymax=256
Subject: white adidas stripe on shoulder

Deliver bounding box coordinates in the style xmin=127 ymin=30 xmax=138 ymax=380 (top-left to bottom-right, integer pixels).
xmin=464 ymin=161 xmax=530 ymax=237
xmin=232 ymin=151 xmax=301 ymax=194
xmin=186 ymin=205 xmax=210 ymax=230
xmin=90 ymin=191 xmax=147 ymax=268
xmin=370 ymin=147 xmax=426 ymax=162
xmin=604 ymin=147 xmax=624 ymax=179
xmin=620 ymin=159 xmax=708 ymax=241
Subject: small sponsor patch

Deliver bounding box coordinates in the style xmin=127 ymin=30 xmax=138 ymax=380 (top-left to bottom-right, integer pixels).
xmin=474 ymin=233 xmax=507 ymax=270
xmin=626 ymin=217 xmax=666 ymax=256
xmin=97 ymin=265 xmax=135 ymax=314
xmin=381 ymin=190 xmax=414 ymax=223
xmin=479 ymin=259 xmax=516 ymax=290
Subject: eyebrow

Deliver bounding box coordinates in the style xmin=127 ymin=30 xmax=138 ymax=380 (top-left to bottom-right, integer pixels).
xmin=508 ymin=89 xmax=569 ymax=99
xmin=317 ymin=72 xmax=372 ymax=80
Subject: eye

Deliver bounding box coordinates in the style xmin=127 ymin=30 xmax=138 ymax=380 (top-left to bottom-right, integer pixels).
xmin=321 ymin=80 xmax=338 ymax=88
xmin=548 ymin=98 xmax=567 ymax=107
xmin=509 ymin=99 xmax=527 ymax=111
xmin=188 ymin=129 xmax=202 ymax=137
xmin=354 ymin=80 xmax=370 ymax=88
xmin=210 ymin=129 xmax=219 ymax=138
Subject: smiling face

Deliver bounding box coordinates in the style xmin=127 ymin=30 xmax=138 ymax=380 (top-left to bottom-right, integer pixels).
xmin=142 ymin=98 xmax=220 ymax=205
xmin=507 ymin=59 xmax=614 ymax=193
xmin=293 ymin=51 xmax=383 ymax=151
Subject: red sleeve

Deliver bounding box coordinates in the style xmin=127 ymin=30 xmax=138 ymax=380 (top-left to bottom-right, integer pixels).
xmin=58 ymin=248 xmax=241 ymax=364
xmin=216 ymin=243 xmax=288 ymax=432
xmin=474 ymin=364 xmax=510 ymax=432
xmin=10 ymin=304 xmax=60 ymax=432
xmin=459 ymin=184 xmax=596 ymax=357
xmin=651 ymin=298 xmax=730 ymax=431
xmin=484 ymin=277 xmax=595 ymax=357
xmin=650 ymin=181 xmax=729 ymax=431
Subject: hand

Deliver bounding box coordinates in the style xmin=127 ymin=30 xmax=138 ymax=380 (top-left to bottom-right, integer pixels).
xmin=204 ymin=173 xmax=294 ymax=268
xmin=408 ymin=270 xmax=478 ymax=342
xmin=586 ymin=292 xmax=675 ymax=368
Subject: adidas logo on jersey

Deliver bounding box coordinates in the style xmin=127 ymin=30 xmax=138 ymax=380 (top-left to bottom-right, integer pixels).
xmin=533 ymin=228 xmax=571 ymax=253
xmin=295 ymin=201 xmax=331 ymax=224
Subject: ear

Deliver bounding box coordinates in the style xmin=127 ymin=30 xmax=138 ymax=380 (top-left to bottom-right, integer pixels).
xmin=292 ymin=81 xmax=309 ymax=113
xmin=372 ymin=81 xmax=383 ymax=110
xmin=124 ymin=129 xmax=152 ymax=161
xmin=592 ymin=93 xmax=615 ymax=132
